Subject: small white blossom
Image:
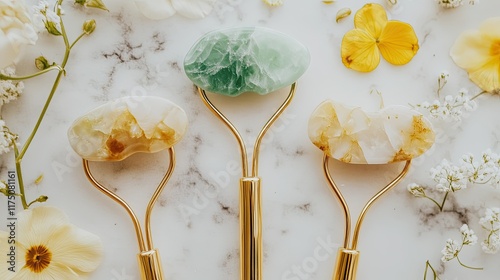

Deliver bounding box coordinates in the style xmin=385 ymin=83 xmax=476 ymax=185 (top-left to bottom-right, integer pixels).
xmin=0 ymin=120 xmax=18 ymax=155
xmin=461 ymin=150 xmax=500 ymax=185
xmin=479 ymin=208 xmax=500 ymax=254
xmin=32 ymin=1 xmax=62 ymax=35
xmin=439 ymin=70 xmax=450 ymax=83
xmin=430 ymin=159 xmax=468 ymax=192
xmin=0 ymin=67 xmax=24 ymax=106
xmin=479 ymin=207 xmax=500 ymax=231
xmin=441 ymin=238 xmax=460 ymax=262
xmin=482 ymin=232 xmax=500 ymax=254
xmin=407 ymin=183 xmax=426 ymax=197
xmin=460 ymin=224 xmax=478 ymax=245
xmin=436 ymin=0 xmax=463 ymax=8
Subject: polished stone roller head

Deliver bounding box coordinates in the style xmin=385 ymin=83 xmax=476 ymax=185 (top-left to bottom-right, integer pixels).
xmin=68 ymin=96 xmax=188 ymax=161
xmin=308 ymin=100 xmax=435 ymax=164
xmin=184 ymin=27 xmax=310 ymax=96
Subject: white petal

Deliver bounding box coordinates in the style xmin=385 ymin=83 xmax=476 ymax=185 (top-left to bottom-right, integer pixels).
xmin=48 ymin=225 xmax=103 ymax=273
xmin=0 ymin=231 xmax=16 ymax=280
xmin=0 ymin=31 xmax=17 ymax=69
xmin=15 ymin=264 xmax=80 ymax=280
xmin=16 ymin=206 xmax=69 ymax=247
xmin=171 ymin=0 xmax=216 ymax=19
xmin=134 ymin=0 xmax=176 ymax=20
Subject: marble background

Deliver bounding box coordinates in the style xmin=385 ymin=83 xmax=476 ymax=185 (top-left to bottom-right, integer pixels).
xmin=2 ymin=0 xmax=500 ymax=279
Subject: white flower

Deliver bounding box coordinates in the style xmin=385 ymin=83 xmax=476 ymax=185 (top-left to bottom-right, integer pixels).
xmin=436 ymin=0 xmax=463 ymax=8
xmin=430 ymin=159 xmax=468 ymax=192
xmin=134 ymin=0 xmax=218 ymax=20
xmin=32 ymin=1 xmax=62 ymax=35
xmin=460 ymin=224 xmax=478 ymax=245
xmin=407 ymin=183 xmax=426 ymax=198
xmin=0 ymin=67 xmax=24 ymax=106
xmin=439 ymin=70 xmax=450 ymax=80
xmin=0 ymin=0 xmax=38 ymax=69
xmin=480 ymin=207 xmax=500 ymax=231
xmin=0 ymin=206 xmax=102 ymax=279
xmin=479 ymin=208 xmax=500 ymax=254
xmin=0 ymin=119 xmax=17 ymax=155
xmin=441 ymin=238 xmax=460 ymax=262
xmin=481 ymin=232 xmax=500 ymax=254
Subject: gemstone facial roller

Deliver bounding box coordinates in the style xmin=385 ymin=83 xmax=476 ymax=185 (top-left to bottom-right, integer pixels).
xmin=184 ymin=27 xmax=310 ymax=280
xmin=68 ymin=96 xmax=188 ymax=280
xmin=308 ymin=100 xmax=436 ymax=280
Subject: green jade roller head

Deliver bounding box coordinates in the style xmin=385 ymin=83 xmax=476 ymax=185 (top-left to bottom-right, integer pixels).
xmin=184 ymin=26 xmax=310 ymax=96
xmin=183 ymin=27 xmax=310 ymax=280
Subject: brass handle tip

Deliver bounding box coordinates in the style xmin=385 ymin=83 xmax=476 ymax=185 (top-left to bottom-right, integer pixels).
xmin=333 ymin=248 xmax=360 ymax=280
xmin=138 ymin=249 xmax=164 ymax=280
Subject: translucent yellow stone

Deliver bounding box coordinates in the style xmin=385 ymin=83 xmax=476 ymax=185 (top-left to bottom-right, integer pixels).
xmin=308 ymin=100 xmax=435 ymax=164
xmin=68 ymin=96 xmax=188 ymax=161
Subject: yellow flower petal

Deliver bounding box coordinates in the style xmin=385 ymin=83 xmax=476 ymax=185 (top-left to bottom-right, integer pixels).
xmin=341 ymin=29 xmax=380 ymax=72
xmin=378 ymin=20 xmax=419 ymax=65
xmin=467 ymin=59 xmax=500 ymax=93
xmin=354 ymin=3 xmax=388 ymax=38
xmin=450 ymin=17 xmax=500 ymax=92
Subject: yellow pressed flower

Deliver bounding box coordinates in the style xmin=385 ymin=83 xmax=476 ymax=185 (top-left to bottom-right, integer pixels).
xmin=341 ymin=3 xmax=419 ymax=72
xmin=0 ymin=206 xmax=102 ymax=280
xmin=450 ymin=17 xmax=500 ymax=94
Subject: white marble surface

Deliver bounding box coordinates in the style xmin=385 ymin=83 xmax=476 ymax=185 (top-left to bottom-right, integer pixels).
xmin=2 ymin=0 xmax=500 ymax=279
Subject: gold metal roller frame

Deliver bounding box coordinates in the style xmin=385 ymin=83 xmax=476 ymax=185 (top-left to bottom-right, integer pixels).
xmin=323 ymin=156 xmax=411 ymax=280
xmin=83 ymin=147 xmax=176 ymax=280
xmin=198 ymin=83 xmax=296 ymax=280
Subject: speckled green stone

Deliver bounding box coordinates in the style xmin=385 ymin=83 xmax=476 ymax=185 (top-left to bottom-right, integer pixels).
xmin=184 ymin=27 xmax=310 ymax=96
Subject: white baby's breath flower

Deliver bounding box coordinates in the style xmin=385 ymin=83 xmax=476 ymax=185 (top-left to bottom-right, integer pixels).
xmin=134 ymin=0 xmax=217 ymax=20
xmin=431 ymin=159 xmax=468 ymax=192
xmin=0 ymin=67 xmax=24 ymax=106
xmin=482 ymin=232 xmax=500 ymax=254
xmin=479 ymin=208 xmax=500 ymax=254
xmin=407 ymin=183 xmax=426 ymax=197
xmin=460 ymin=224 xmax=478 ymax=245
xmin=441 ymin=238 xmax=460 ymax=262
xmin=32 ymin=1 xmax=62 ymax=35
xmin=439 ymin=70 xmax=450 ymax=83
xmin=480 ymin=207 xmax=500 ymax=231
xmin=436 ymin=0 xmax=463 ymax=8
xmin=0 ymin=0 xmax=38 ymax=69
xmin=0 ymin=119 xmax=18 ymax=155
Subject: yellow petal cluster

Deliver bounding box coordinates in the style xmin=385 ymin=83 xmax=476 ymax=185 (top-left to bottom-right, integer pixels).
xmin=450 ymin=17 xmax=500 ymax=94
xmin=341 ymin=3 xmax=419 ymax=72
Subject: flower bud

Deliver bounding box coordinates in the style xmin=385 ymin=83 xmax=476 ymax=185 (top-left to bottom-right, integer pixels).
xmin=83 ymin=19 xmax=96 ymax=35
xmin=45 ymin=21 xmax=62 ymax=36
xmin=75 ymin=0 xmax=109 ymax=11
xmin=35 ymin=56 xmax=50 ymax=70
xmin=37 ymin=195 xmax=49 ymax=203
xmin=336 ymin=8 xmax=352 ymax=23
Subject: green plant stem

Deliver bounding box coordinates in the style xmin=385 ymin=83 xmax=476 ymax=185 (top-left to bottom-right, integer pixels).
xmin=70 ymin=33 xmax=86 ymax=49
xmin=0 ymin=65 xmax=63 ymax=81
xmin=14 ymin=1 xmax=88 ymax=208
xmin=423 ymin=191 xmax=449 ymax=212
xmin=13 ymin=145 xmax=28 ymax=209
xmin=456 ymin=255 xmax=483 ymax=270
xmin=470 ymin=90 xmax=487 ymax=101
xmin=424 ymin=260 xmax=441 ymax=280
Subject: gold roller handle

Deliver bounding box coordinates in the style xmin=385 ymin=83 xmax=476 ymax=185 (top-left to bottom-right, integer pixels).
xmin=83 ymin=147 xmax=175 ymax=280
xmin=240 ymin=177 xmax=263 ymax=280
xmin=323 ymin=155 xmax=411 ymax=280
xmin=138 ymin=250 xmax=164 ymax=280
xmin=198 ymin=84 xmax=296 ymax=280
